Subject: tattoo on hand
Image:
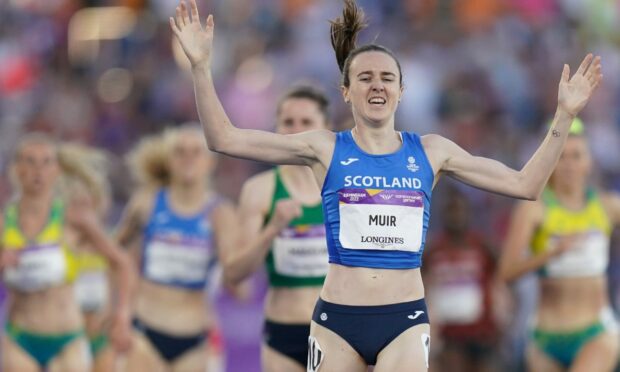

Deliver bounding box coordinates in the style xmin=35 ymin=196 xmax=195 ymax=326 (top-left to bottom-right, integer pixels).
xmin=552 ymin=129 xmax=561 ymax=137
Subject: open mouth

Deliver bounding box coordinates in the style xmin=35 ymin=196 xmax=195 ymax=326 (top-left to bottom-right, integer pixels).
xmin=368 ymin=97 xmax=386 ymax=107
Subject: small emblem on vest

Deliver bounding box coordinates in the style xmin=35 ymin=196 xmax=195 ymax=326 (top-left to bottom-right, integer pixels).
xmin=407 ymin=156 xmax=419 ymax=172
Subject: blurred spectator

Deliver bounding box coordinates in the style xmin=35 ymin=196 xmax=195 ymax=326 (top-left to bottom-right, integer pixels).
xmin=424 ymin=190 xmax=505 ymax=372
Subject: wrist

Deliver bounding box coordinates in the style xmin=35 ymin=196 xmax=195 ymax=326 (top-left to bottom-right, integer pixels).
xmin=191 ymin=62 xmax=211 ymax=74
xmin=264 ymin=221 xmax=283 ymax=238
xmin=555 ymin=105 xmax=577 ymax=121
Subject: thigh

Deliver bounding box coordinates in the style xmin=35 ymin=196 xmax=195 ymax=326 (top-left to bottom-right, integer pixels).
xmin=48 ymin=336 xmax=92 ymax=372
xmin=262 ymin=343 xmax=305 ymax=372
xmin=93 ymin=346 xmax=117 ymax=372
xmin=308 ymin=321 xmax=367 ymax=372
xmin=374 ymin=323 xmax=431 ymax=372
xmin=122 ymin=331 xmax=166 ymax=372
xmin=171 ymin=342 xmax=207 ymax=372
xmin=1 ymin=333 xmax=40 ymax=372
xmin=571 ymin=332 xmax=619 ymax=372
xmin=526 ymin=342 xmax=564 ymax=372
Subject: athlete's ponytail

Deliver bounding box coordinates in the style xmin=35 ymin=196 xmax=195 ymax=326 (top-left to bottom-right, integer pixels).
xmin=329 ymin=0 xmax=403 ymax=88
xmin=57 ymin=144 xmax=111 ymax=216
xmin=330 ymin=0 xmax=367 ymax=85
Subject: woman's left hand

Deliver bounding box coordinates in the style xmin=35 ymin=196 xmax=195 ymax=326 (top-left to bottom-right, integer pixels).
xmin=557 ymin=54 xmax=602 ymax=116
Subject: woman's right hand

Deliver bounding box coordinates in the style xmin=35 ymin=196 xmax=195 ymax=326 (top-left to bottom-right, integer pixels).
xmin=170 ymin=0 xmax=214 ymax=68
xmin=270 ymin=199 xmax=303 ymax=233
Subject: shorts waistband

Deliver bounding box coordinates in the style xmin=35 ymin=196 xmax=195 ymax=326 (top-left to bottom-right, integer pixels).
xmin=316 ymin=297 xmax=426 ymax=315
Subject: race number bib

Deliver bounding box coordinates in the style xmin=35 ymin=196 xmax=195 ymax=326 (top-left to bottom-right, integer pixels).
xmin=4 ymin=244 xmax=67 ymax=292
xmin=338 ymin=189 xmax=424 ymax=251
xmin=144 ymin=236 xmax=212 ymax=284
xmin=546 ymin=231 xmax=609 ymax=277
xmin=430 ymin=283 xmax=483 ymax=324
xmin=273 ymin=225 xmax=328 ymax=277
xmin=75 ymin=271 xmax=109 ymax=311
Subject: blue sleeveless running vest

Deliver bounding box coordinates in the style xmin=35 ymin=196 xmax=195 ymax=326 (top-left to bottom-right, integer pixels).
xmin=141 ymin=189 xmax=220 ymax=290
xmin=321 ymin=131 xmax=434 ymax=269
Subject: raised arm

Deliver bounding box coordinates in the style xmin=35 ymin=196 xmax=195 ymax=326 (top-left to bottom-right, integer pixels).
xmin=169 ymin=0 xmax=333 ymax=166
xmin=424 ymin=55 xmax=602 ymax=200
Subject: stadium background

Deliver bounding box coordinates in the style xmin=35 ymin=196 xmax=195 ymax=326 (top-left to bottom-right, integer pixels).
xmin=1 ymin=0 xmax=620 ymax=371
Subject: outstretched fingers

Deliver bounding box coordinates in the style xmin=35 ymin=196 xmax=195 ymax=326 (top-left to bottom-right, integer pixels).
xmin=180 ymin=1 xmax=191 ymax=25
xmin=175 ymin=5 xmax=184 ymax=28
xmin=582 ymin=56 xmax=602 ymax=94
xmin=190 ymin=0 xmax=200 ymax=23
xmin=169 ymin=17 xmax=181 ymax=36
xmin=561 ymin=64 xmax=570 ymax=83
xmin=575 ymin=53 xmax=594 ymax=76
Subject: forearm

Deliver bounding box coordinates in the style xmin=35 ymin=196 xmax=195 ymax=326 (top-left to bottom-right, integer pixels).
xmin=500 ymin=250 xmax=555 ymax=282
xmin=519 ymin=108 xmax=575 ymax=199
xmin=110 ymin=253 xmax=135 ymax=318
xmin=192 ymin=64 xmax=236 ymax=153
xmin=224 ymin=222 xmax=280 ymax=286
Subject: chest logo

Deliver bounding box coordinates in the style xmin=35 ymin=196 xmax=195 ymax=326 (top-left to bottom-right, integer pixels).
xmin=407 ymin=156 xmax=419 ymax=173
xmin=340 ymin=158 xmax=359 ymax=166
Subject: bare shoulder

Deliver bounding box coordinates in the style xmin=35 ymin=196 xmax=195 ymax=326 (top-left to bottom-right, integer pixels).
xmin=239 ymin=169 xmax=277 ymax=214
xmin=242 ymin=169 xmax=276 ymax=196
xmin=514 ymin=198 xmax=545 ymax=223
xmin=127 ymin=187 xmax=159 ymax=224
xmin=297 ymin=128 xmax=335 ymax=143
xmin=599 ymin=190 xmax=620 ymax=224
xmin=298 ymin=129 xmax=336 ymax=161
xmin=420 ymin=134 xmax=453 ymax=174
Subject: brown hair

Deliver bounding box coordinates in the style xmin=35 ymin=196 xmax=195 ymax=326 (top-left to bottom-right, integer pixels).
xmin=276 ymin=85 xmax=330 ymax=123
xmin=330 ymin=0 xmax=402 ymax=88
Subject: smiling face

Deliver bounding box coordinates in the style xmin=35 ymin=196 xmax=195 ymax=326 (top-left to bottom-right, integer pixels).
xmin=342 ymin=51 xmax=403 ymax=126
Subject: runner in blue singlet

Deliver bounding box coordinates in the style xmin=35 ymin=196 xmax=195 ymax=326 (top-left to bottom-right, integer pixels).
xmin=170 ymin=0 xmax=602 ymax=369
xmin=117 ymin=125 xmax=235 ymax=372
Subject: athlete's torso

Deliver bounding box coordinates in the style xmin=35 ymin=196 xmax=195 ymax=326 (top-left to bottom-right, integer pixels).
xmin=531 ymin=188 xmax=612 ymax=330
xmin=135 ymin=189 xmax=220 ymax=334
xmin=264 ymin=168 xmax=328 ymax=322
xmin=318 ymin=130 xmax=433 ymax=305
xmin=321 ymin=130 xmax=434 ymax=269
xmin=2 ymin=199 xmax=82 ymax=332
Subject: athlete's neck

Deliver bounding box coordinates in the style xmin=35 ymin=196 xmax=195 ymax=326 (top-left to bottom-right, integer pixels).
xmin=553 ymin=183 xmax=587 ymax=210
xmin=168 ymin=181 xmax=209 ymax=214
xmin=18 ymin=191 xmax=54 ymax=216
xmin=351 ymin=124 xmax=402 ymax=155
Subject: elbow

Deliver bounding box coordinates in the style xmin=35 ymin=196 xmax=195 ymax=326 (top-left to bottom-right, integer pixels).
xmin=206 ymin=137 xmax=224 ymax=153
xmin=205 ymin=127 xmax=236 ymax=154
xmin=516 ymin=174 xmax=543 ymax=201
